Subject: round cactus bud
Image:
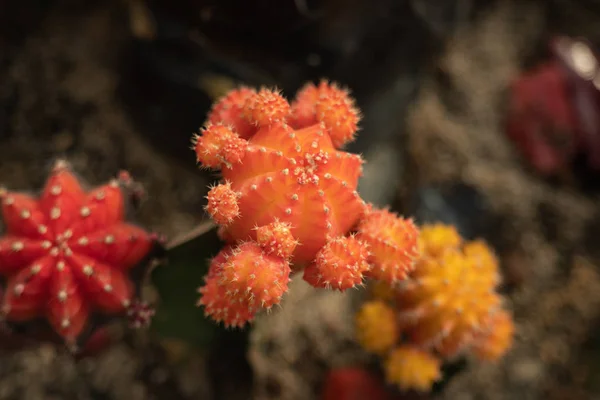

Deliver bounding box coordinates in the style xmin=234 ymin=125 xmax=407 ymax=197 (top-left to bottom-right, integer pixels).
xmin=208 ymin=87 xmax=257 ymax=139
xmin=205 ymin=182 xmax=240 ymax=225
xmin=384 ymin=347 xmax=442 ymax=392
xmin=418 ymin=223 xmax=462 ymax=257
xmin=243 ymin=88 xmax=290 ymax=127
xmin=219 ymin=242 xmax=291 ymax=309
xmin=315 ymin=87 xmax=360 ymax=148
xmin=289 ymin=81 xmax=321 ymax=128
xmin=356 ymin=209 xmax=419 ymax=284
xmin=289 ymin=80 xmax=360 ymax=148
xmin=193 ymin=124 xmax=247 ymax=169
xmin=255 ymin=220 xmax=298 ymax=259
xmin=197 ymin=273 xmax=255 ymax=328
xmin=303 ymin=236 xmax=371 ymax=291
xmin=196 ymin=249 xmax=255 ymax=328
xmin=472 ymin=309 xmax=515 ymax=361
xmin=355 ymin=300 xmax=399 ymax=354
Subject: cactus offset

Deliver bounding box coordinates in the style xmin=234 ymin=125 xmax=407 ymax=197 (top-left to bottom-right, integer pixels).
xmin=384 ymin=346 xmax=442 ymax=392
xmin=255 ymin=220 xmax=298 ymax=259
xmin=303 ymin=235 xmax=371 ymax=291
xmin=197 ymin=247 xmax=256 ymax=328
xmin=218 ymin=242 xmax=291 ymax=309
xmin=472 ymin=309 xmax=515 ymax=362
xmin=290 ymin=80 xmax=361 ymax=148
xmin=204 ymin=181 xmax=240 ymax=225
xmin=355 ymin=300 xmax=399 ymax=354
xmin=356 ymin=208 xmax=420 ymax=284
xmin=0 ymin=161 xmax=155 ymax=344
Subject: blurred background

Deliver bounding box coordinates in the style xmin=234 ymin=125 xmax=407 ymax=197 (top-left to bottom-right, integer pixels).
xmin=2 ymin=0 xmax=600 ymax=399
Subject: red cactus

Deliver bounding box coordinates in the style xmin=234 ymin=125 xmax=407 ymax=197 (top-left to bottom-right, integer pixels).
xmin=204 ymin=181 xmax=240 ymax=225
xmin=321 ymin=367 xmax=392 ymax=400
xmin=506 ymin=37 xmax=600 ymax=176
xmin=197 ymin=248 xmax=257 ymax=327
xmin=0 ymin=161 xmax=154 ymax=344
xmin=506 ymin=62 xmax=578 ymax=175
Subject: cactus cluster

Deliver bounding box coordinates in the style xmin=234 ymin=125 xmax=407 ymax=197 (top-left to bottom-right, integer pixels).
xmin=355 ymin=224 xmax=515 ymax=392
xmin=0 ymin=161 xmax=155 ymax=344
xmin=193 ymin=82 xmax=419 ymax=327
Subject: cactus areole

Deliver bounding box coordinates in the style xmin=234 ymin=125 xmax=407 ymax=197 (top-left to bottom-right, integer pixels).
xmin=0 ymin=161 xmax=155 ymax=344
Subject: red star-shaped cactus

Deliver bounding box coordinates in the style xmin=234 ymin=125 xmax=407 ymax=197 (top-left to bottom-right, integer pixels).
xmin=0 ymin=161 xmax=155 ymax=344
xmin=193 ymin=81 xmax=420 ymax=328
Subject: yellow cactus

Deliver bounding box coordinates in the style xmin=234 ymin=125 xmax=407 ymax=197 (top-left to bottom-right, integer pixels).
xmin=398 ymin=247 xmax=502 ymax=357
xmin=355 ymin=300 xmax=399 ymax=354
xmin=418 ymin=223 xmax=462 ymax=258
xmin=369 ymin=280 xmax=395 ymax=302
xmin=472 ymin=309 xmax=515 ymax=361
xmin=384 ymin=346 xmax=441 ymax=392
xmin=354 ymin=223 xmax=515 ymax=393
xmin=463 ymin=239 xmax=501 ymax=287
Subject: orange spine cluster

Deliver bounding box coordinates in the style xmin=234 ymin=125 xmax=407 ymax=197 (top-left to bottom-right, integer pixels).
xmin=355 ymin=224 xmax=515 ymax=392
xmin=192 ymin=82 xmax=420 ymax=328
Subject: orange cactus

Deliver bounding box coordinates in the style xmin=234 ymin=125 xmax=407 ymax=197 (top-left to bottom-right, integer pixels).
xmin=303 ymin=235 xmax=371 ymax=291
xmin=243 ymin=88 xmax=291 ymax=126
xmin=218 ymin=242 xmax=291 ymax=309
xmin=196 ymin=85 xmax=366 ymax=265
xmin=255 ymin=220 xmax=298 ymax=259
xmin=289 ymin=80 xmax=361 ymax=148
xmin=196 ymin=248 xmax=257 ymax=327
xmin=192 ymin=124 xmax=247 ymax=169
xmin=204 ymin=182 xmax=240 ymax=225
xmin=193 ymin=82 xmax=420 ymax=327
xmin=207 ymin=87 xmax=257 ymax=139
xmin=356 ymin=208 xmax=420 ymax=284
